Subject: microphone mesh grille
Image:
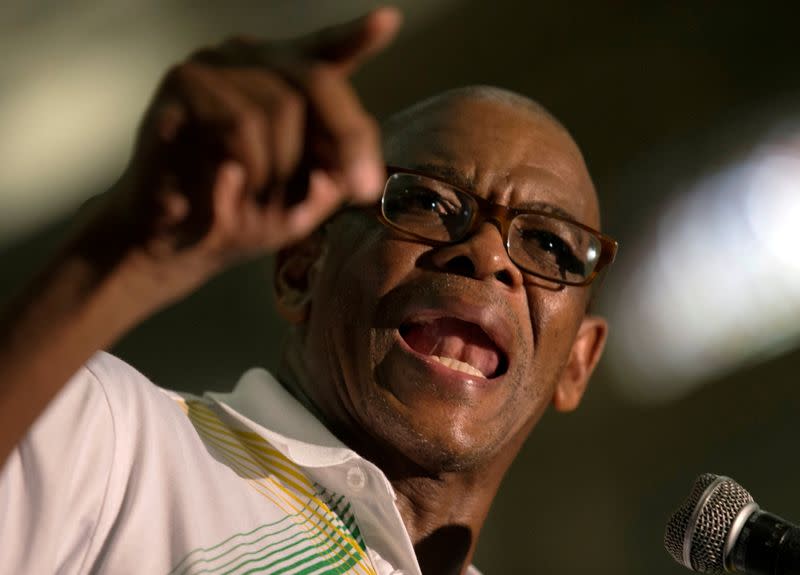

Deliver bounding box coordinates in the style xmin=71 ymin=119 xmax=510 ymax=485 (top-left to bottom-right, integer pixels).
xmin=664 ymin=474 xmax=754 ymax=573
xmin=664 ymin=474 xmax=718 ymax=566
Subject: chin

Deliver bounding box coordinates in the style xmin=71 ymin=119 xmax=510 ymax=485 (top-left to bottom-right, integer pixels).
xmin=415 ymin=444 xmax=496 ymax=474
xmin=404 ymin=431 xmax=505 ymax=475
xmin=360 ymin=388 xmax=511 ymax=475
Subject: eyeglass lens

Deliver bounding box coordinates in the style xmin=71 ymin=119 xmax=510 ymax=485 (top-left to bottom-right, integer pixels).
xmin=381 ymin=173 xmax=602 ymax=284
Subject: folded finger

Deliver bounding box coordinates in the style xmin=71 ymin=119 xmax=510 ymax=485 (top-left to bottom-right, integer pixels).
xmin=279 ymin=169 xmax=346 ymax=243
xmin=164 ymin=63 xmax=271 ymax=195
xmin=292 ymin=64 xmax=383 ymax=202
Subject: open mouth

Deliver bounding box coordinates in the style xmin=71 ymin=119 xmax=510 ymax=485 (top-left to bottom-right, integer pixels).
xmin=399 ymin=316 xmax=509 ymax=379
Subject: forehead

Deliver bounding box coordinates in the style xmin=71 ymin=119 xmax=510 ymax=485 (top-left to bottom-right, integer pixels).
xmin=383 ymin=97 xmax=599 ymax=226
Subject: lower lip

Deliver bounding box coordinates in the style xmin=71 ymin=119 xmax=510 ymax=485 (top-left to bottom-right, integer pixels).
xmin=393 ymin=329 xmax=503 ymax=392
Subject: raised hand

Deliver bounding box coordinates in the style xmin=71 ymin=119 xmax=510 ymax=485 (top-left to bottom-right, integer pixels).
xmin=102 ymin=7 xmax=401 ymax=306
xmin=0 ymin=8 xmax=401 ymax=465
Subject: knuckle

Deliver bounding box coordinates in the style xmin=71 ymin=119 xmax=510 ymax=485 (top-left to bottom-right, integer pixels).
xmin=188 ymin=39 xmax=230 ymax=63
xmin=273 ymin=87 xmax=304 ymax=119
xmin=302 ymin=62 xmax=335 ymax=88
xmin=218 ymin=35 xmax=259 ymax=62
xmin=228 ymin=107 xmax=266 ymax=142
xmin=186 ymin=43 xmax=216 ymax=62
xmin=334 ymin=117 xmax=372 ymax=147
xmin=194 ymin=36 xmax=280 ymax=69
xmin=189 ymin=36 xmax=257 ymax=67
xmin=151 ymin=102 xmax=185 ymax=140
xmin=163 ymin=62 xmax=205 ymax=90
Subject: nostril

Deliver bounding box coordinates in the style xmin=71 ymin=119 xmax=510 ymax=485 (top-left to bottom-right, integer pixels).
xmin=443 ymin=255 xmax=476 ymax=277
xmin=494 ymin=269 xmax=515 ymax=287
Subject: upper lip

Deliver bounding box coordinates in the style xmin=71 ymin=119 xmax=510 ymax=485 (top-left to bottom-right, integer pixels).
xmin=397 ymin=296 xmax=514 ymax=375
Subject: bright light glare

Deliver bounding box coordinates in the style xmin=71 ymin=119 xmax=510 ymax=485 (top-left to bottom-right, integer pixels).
xmin=606 ymin=137 xmax=800 ymax=403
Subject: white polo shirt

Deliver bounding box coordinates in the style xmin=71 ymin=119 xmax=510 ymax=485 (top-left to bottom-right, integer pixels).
xmin=0 ymin=352 xmax=482 ymax=575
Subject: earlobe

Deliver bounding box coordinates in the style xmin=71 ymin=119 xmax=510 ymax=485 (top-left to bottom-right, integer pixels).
xmin=552 ymin=315 xmax=608 ymax=412
xmin=273 ymin=233 xmax=327 ymax=325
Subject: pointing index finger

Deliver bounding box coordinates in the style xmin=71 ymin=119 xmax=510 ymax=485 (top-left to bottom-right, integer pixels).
xmin=303 ymin=7 xmax=403 ymax=75
xmin=193 ymin=8 xmax=402 ymax=77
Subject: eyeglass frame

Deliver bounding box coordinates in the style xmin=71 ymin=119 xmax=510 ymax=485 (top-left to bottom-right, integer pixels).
xmin=373 ymin=165 xmax=619 ymax=287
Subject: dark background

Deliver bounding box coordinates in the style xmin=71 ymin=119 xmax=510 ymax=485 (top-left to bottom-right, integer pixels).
xmin=2 ymin=2 xmax=799 ymax=573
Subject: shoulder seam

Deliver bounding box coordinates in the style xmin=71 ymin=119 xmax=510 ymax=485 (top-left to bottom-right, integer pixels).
xmin=74 ymin=362 xmax=119 ymax=574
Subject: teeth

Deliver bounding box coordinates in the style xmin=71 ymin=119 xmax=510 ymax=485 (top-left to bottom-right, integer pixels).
xmin=429 ymin=355 xmax=486 ymax=378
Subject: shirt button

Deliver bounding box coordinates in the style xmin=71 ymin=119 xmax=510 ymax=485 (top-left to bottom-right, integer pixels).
xmin=346 ymin=465 xmax=367 ymax=491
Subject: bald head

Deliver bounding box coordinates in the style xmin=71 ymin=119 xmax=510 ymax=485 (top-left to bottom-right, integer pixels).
xmin=383 ymin=85 xmax=568 ymax=141
xmin=380 ymin=85 xmax=600 ymax=229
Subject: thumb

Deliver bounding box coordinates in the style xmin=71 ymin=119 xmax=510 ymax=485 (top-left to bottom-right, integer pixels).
xmin=304 ymin=6 xmax=403 ymax=75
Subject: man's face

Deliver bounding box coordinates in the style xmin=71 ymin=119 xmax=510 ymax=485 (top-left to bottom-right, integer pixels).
xmin=300 ymin=96 xmax=601 ymax=472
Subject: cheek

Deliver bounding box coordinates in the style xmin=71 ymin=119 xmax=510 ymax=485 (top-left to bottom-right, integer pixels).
xmin=339 ymin=235 xmax=427 ymax=304
xmin=526 ymin=288 xmax=586 ymax=372
xmin=311 ymin=229 xmax=426 ymax=367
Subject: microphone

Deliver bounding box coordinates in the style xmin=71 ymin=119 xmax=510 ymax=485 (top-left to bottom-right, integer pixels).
xmin=664 ymin=473 xmax=800 ymax=574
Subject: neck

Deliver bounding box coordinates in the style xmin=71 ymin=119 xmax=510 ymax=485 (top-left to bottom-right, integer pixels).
xmin=277 ymin=339 xmax=524 ymax=575
xmin=275 ymin=331 xmax=330 ymax=424
xmin=327 ymin=414 xmax=523 ymax=575
xmin=391 ymin=469 xmax=503 ymax=575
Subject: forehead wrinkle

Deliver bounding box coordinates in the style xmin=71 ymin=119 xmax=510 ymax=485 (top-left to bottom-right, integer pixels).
xmin=403 ymin=161 xmax=581 ymax=223
xmin=513 ymin=200 xmax=578 ymax=222
xmin=403 ymin=162 xmax=476 ymax=193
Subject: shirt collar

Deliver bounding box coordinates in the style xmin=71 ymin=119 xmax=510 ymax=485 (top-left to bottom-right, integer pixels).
xmin=206 ymin=367 xmax=483 ymax=575
xmin=205 ymin=367 xmax=359 ymax=468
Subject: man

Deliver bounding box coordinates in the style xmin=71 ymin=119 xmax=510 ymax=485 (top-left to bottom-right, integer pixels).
xmin=0 ymin=7 xmax=616 ymax=574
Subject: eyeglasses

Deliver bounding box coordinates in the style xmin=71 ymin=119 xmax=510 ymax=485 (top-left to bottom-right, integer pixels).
xmin=376 ymin=167 xmax=618 ymax=286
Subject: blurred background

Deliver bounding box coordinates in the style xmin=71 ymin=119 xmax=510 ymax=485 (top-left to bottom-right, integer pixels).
xmin=2 ymin=1 xmax=799 ymax=572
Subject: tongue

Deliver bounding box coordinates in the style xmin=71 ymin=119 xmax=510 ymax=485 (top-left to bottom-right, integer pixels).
xmin=401 ymin=317 xmax=501 ymax=378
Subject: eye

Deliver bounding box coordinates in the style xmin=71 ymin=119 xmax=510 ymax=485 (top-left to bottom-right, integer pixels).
xmin=403 ymin=185 xmax=460 ymax=215
xmin=518 ymin=228 xmax=585 ymax=277
xmin=381 ymin=174 xmax=474 ymax=242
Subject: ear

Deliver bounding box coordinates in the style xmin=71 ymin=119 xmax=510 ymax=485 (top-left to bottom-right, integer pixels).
xmin=552 ymin=315 xmax=608 ymax=412
xmin=273 ymin=232 xmax=327 ymax=325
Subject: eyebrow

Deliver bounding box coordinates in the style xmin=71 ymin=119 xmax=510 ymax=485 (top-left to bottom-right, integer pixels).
xmin=409 ymin=162 xmax=579 ymax=222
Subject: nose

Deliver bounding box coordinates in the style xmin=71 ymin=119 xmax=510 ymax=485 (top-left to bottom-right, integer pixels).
xmin=429 ymin=221 xmax=524 ymax=289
